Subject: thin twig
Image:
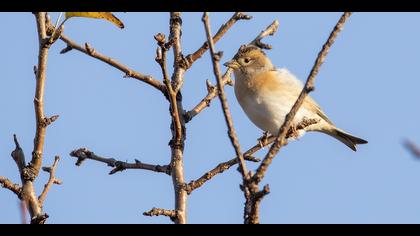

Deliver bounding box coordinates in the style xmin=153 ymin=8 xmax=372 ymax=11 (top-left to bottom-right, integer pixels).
xmin=143 ymin=207 xmax=178 ymax=222
xmin=249 ymin=20 xmax=280 ymax=49
xmin=69 ymin=148 xmax=171 ymax=175
xmin=184 ymin=72 xmax=232 ymax=123
xmin=203 ymin=12 xmax=249 ymax=180
xmin=185 ymin=118 xmax=319 ymax=195
xmin=38 ymin=156 xmax=62 ymax=205
xmin=185 ymin=155 xmax=259 ymax=195
xmin=185 ymin=12 xmax=252 ymax=67
xmin=58 ymin=34 xmax=166 ymax=93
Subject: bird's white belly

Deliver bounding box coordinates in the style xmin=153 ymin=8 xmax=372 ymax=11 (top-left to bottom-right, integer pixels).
xmin=239 ymin=92 xmax=311 ymax=136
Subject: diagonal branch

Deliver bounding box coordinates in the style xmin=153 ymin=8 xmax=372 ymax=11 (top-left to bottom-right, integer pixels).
xmin=184 ymin=73 xmax=232 ymax=123
xmin=38 ymin=156 xmax=62 ymax=205
xmin=249 ymin=20 xmax=280 ymax=49
xmin=185 ymin=118 xmax=319 ymax=194
xmin=202 ymin=12 xmax=249 ymax=180
xmin=185 ymin=155 xmax=259 ymax=195
xmin=69 ymin=148 xmax=171 ymax=175
xmin=244 ymin=12 xmax=353 ymax=224
xmin=185 ymin=12 xmax=252 ymax=68
xmin=58 ymin=34 xmax=166 ymax=94
xmin=0 ymin=176 xmax=22 ymax=197
xmin=252 ymin=12 xmax=352 ymax=185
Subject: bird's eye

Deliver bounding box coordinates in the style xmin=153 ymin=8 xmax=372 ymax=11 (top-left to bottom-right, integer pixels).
xmin=243 ymin=58 xmax=251 ymax=64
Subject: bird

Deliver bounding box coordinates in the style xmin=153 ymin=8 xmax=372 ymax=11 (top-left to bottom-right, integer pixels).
xmin=223 ymin=45 xmax=367 ymax=151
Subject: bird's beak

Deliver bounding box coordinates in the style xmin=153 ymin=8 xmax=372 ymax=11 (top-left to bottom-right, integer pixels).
xmin=223 ymin=59 xmax=240 ymax=69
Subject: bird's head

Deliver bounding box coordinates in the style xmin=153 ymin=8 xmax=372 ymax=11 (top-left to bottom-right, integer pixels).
xmin=223 ymin=45 xmax=274 ymax=76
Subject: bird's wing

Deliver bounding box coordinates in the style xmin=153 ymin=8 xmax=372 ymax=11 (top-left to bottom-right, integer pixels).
xmin=275 ymin=68 xmax=334 ymax=125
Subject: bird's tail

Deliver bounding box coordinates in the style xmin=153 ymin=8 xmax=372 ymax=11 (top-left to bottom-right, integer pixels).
xmin=322 ymin=127 xmax=368 ymax=151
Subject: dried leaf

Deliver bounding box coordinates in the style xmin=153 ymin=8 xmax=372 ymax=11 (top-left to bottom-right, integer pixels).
xmin=65 ymin=12 xmax=124 ymax=29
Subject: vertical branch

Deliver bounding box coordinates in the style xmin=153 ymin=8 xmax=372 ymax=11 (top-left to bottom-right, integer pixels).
xmin=168 ymin=12 xmax=187 ymax=224
xmin=16 ymin=12 xmax=51 ymax=223
xmin=32 ymin=12 xmax=49 ymax=174
xmin=12 ymin=12 xmax=60 ymax=224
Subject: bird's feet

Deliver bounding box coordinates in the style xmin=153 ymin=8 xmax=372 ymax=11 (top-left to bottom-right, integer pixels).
xmin=257 ymin=131 xmax=271 ymax=148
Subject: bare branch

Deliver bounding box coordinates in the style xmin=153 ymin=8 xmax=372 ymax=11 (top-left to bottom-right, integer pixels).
xmin=243 ymin=12 xmax=353 ymax=224
xmin=69 ymin=148 xmax=171 ymax=175
xmin=58 ymin=34 xmax=166 ymax=94
xmin=38 ymin=156 xmax=62 ymax=205
xmin=169 ymin=12 xmax=187 ymax=92
xmin=185 ymin=155 xmax=259 ymax=195
xmin=167 ymin=12 xmax=188 ymax=224
xmin=203 ymin=12 xmax=249 ymax=181
xmin=17 ymin=12 xmax=60 ymax=223
xmin=252 ymin=12 xmax=352 ymax=185
xmin=184 ymin=72 xmax=232 ymax=123
xmin=185 ymin=12 xmax=252 ymax=67
xmin=143 ymin=207 xmax=178 ymax=222
xmin=249 ymin=20 xmax=280 ymax=49
xmin=0 ymin=176 xmax=22 ymax=196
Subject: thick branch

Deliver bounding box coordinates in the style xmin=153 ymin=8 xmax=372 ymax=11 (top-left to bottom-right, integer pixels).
xmin=58 ymin=34 xmax=166 ymax=94
xmin=185 ymin=12 xmax=252 ymax=67
xmin=0 ymin=176 xmax=22 ymax=196
xmin=203 ymin=12 xmax=249 ymax=179
xmin=32 ymin=12 xmax=50 ymax=178
xmin=18 ymin=12 xmax=57 ymax=224
xmin=38 ymin=156 xmax=62 ymax=205
xmin=69 ymin=148 xmax=171 ymax=175
xmin=170 ymin=12 xmax=186 ymax=92
xmin=168 ymin=12 xmax=188 ymax=225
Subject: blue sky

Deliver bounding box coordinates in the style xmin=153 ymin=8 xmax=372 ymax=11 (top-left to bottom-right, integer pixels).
xmin=1 ymin=12 xmax=419 ymax=224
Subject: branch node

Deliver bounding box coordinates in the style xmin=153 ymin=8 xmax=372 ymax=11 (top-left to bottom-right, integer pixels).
xmin=30 ymin=213 xmax=49 ymax=224
xmin=85 ymin=43 xmax=95 ymax=55
xmin=235 ymin=12 xmax=253 ymax=20
xmin=41 ymin=115 xmax=59 ymax=127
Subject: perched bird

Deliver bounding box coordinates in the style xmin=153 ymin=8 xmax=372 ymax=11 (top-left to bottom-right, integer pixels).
xmin=224 ymin=45 xmax=367 ymax=151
